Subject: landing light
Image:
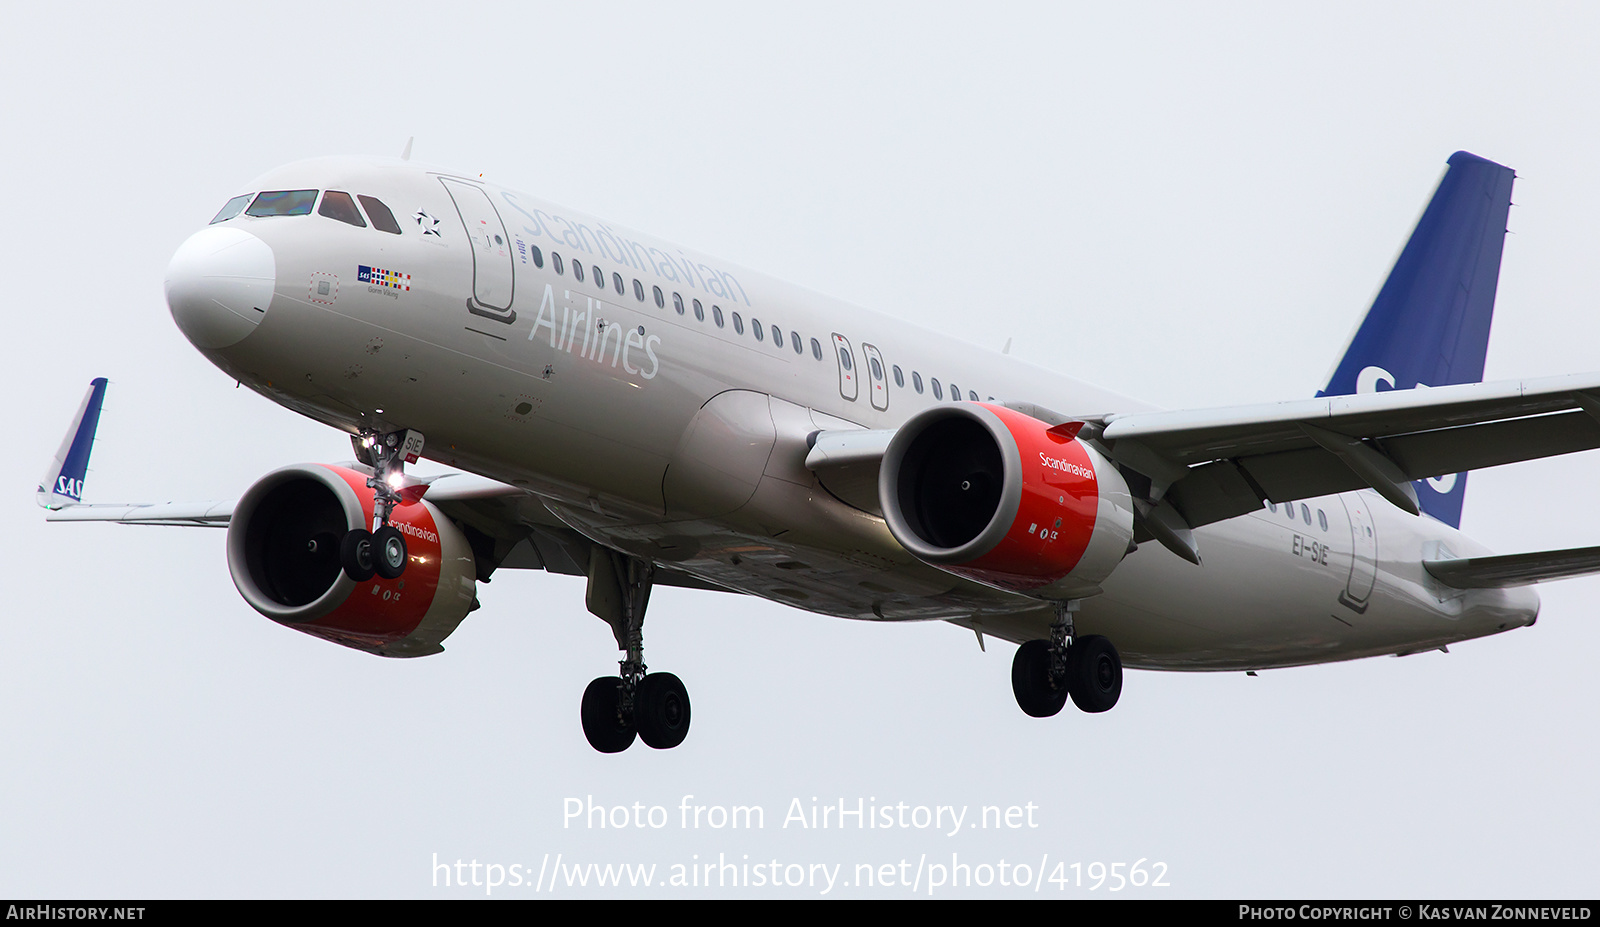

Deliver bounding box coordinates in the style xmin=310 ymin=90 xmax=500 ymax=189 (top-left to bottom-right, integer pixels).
xmin=386 ymin=472 xmax=405 ymax=489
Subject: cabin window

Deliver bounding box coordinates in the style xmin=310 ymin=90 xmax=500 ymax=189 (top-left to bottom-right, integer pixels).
xmin=714 ymin=306 xmax=726 ymax=328
xmin=869 ymin=356 xmax=884 ymax=381
xmin=949 ymin=382 xmax=961 ymax=402
xmin=246 ymin=190 xmax=317 ymax=217
xmin=573 ymin=262 xmax=585 ymax=283
xmin=772 ymin=326 xmax=784 ymax=349
xmin=752 ymin=319 xmax=764 ymax=341
xmin=932 ymin=378 xmax=943 ymax=399
xmin=693 ymin=299 xmax=705 ymax=321
xmin=1318 ymin=509 xmax=1328 ymax=531
xmin=912 ymin=371 xmax=924 ymax=393
xmin=733 ymin=312 xmax=745 ymax=335
xmin=792 ymin=332 xmax=804 ymax=354
xmin=613 ymin=272 xmax=625 ymax=295
xmin=893 ymin=365 xmax=904 ymax=387
xmin=1267 ymin=502 xmax=1278 ymax=513
xmin=653 ymin=286 xmax=665 ymax=308
xmin=1301 ymin=504 xmax=1311 ymax=524
xmin=592 ymin=266 xmax=604 ymax=290
xmin=210 ymin=194 xmax=252 ymax=224
xmin=357 ymin=195 xmax=402 ymax=234
xmin=673 ymin=292 xmax=686 ymax=316
xmin=528 ymin=245 xmax=544 ymax=268
xmin=552 ymin=252 xmax=564 ymax=275
xmin=968 ymin=390 xmax=979 ymax=401
xmin=634 ymin=279 xmax=645 ymax=301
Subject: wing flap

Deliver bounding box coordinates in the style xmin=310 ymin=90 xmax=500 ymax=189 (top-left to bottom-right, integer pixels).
xmin=1384 ymin=410 xmax=1600 ymax=479
xmin=1165 ymin=459 xmax=1281 ymax=527
xmin=1238 ymin=446 xmax=1371 ymax=504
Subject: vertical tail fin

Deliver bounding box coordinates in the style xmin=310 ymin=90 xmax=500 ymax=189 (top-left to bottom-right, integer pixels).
xmin=1319 ymin=151 xmax=1516 ymax=528
xmin=37 ymin=377 xmax=108 ymax=510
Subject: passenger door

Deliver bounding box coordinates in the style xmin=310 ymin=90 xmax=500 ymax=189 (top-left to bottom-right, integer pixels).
xmin=439 ymin=178 xmax=516 ymax=323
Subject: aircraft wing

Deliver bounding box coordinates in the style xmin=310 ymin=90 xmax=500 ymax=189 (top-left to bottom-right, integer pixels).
xmin=1097 ymin=371 xmax=1600 ymax=530
xmin=44 ymin=500 xmax=236 ymax=526
xmin=803 ymin=373 xmax=1600 ymax=533
xmin=38 ymin=378 xmax=725 ymax=591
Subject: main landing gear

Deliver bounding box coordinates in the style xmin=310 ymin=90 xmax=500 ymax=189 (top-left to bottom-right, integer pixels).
xmin=580 ymin=549 xmax=692 ymax=753
xmin=340 ymin=428 xmax=424 ymax=582
xmin=1011 ymin=600 xmax=1123 ymax=717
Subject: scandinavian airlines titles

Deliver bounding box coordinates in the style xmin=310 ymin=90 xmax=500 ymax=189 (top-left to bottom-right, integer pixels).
xmin=527 ymin=284 xmax=662 ymax=380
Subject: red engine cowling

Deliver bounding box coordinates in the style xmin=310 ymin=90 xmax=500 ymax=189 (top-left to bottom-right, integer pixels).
xmin=225 ymin=464 xmax=478 ymax=657
xmin=879 ymin=403 xmax=1134 ymax=598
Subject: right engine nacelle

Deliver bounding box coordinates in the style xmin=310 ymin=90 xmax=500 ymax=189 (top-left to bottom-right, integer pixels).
xmin=879 ymin=403 xmax=1135 ymax=599
xmin=225 ymin=463 xmax=478 ymax=657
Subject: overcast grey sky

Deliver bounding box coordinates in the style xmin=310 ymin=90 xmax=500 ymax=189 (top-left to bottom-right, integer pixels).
xmin=3 ymin=2 xmax=1599 ymax=898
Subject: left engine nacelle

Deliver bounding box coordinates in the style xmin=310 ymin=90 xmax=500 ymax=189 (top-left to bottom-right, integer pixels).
xmin=225 ymin=463 xmax=478 ymax=657
xmin=880 ymin=403 xmax=1135 ymax=599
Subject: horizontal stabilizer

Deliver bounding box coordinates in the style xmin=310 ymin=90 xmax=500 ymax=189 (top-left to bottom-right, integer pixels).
xmin=1424 ymin=545 xmax=1600 ymax=589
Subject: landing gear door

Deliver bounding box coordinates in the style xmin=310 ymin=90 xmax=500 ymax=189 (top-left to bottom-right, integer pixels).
xmin=1338 ymin=492 xmax=1378 ymax=613
xmin=832 ymin=333 xmax=859 ymax=402
xmin=439 ymin=178 xmax=516 ymax=323
xmin=862 ymin=343 xmax=889 ymax=411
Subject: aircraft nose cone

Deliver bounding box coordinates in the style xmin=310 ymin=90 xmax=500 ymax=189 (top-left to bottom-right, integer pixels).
xmin=165 ymin=226 xmax=276 ymax=350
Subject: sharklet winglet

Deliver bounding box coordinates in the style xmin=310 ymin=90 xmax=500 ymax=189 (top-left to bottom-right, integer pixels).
xmin=38 ymin=378 xmax=108 ymax=510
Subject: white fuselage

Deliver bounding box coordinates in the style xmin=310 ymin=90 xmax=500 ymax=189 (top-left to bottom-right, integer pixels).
xmin=172 ymin=157 xmax=1539 ymax=671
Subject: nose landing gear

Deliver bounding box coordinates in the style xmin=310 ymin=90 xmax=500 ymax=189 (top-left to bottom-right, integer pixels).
xmin=340 ymin=428 xmax=424 ymax=582
xmin=1010 ymin=600 xmax=1123 ymax=717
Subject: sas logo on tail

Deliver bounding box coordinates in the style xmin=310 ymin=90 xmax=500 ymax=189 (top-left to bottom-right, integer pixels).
xmin=358 ymin=265 xmax=411 ymax=291
xmin=1357 ymin=365 xmax=1458 ymax=495
xmin=55 ymin=476 xmax=84 ymax=501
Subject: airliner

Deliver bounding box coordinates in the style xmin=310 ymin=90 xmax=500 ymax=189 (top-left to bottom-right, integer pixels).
xmin=38 ymin=150 xmax=1600 ymax=752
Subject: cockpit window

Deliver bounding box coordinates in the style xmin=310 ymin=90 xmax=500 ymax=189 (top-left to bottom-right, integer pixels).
xmin=357 ymin=195 xmax=403 ymax=234
xmin=210 ymin=194 xmax=252 ymax=224
xmin=318 ymin=191 xmax=366 ymax=228
xmin=246 ymin=190 xmax=318 ymax=217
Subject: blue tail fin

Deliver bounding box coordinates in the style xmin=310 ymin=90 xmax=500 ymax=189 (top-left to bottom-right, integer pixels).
xmin=37 ymin=377 xmax=108 ymax=509
xmin=1319 ymin=151 xmax=1516 ymax=528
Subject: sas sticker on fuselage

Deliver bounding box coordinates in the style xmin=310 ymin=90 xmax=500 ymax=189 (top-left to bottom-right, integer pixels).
xmin=358 ymin=265 xmax=411 ymax=292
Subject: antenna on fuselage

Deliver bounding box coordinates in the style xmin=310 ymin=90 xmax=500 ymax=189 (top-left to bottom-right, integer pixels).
xmin=400 ymin=137 xmax=414 ymax=161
